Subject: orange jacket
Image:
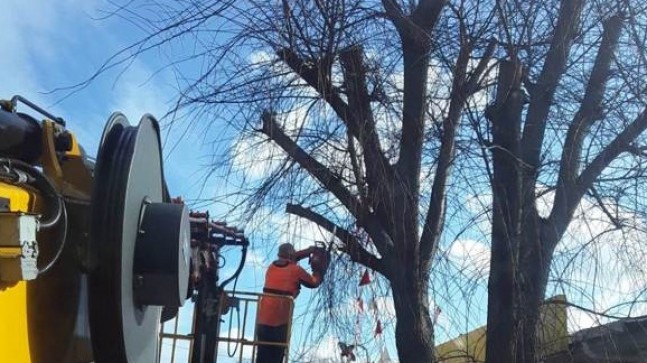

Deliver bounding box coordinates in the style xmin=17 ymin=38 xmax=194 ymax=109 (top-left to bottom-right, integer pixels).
xmin=257 ymin=259 xmax=322 ymax=326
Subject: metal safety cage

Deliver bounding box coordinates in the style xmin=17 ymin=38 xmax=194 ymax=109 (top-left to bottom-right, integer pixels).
xmin=158 ymin=304 xmax=197 ymax=363
xmin=158 ymin=290 xmax=294 ymax=363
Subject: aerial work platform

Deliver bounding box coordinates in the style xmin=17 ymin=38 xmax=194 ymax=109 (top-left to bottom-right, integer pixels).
xmin=159 ymin=290 xmax=294 ymax=363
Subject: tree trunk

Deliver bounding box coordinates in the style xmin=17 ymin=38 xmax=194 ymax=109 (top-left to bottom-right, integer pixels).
xmin=486 ymin=203 xmax=518 ymax=363
xmin=488 ymin=195 xmax=560 ymax=363
xmin=486 ymin=55 xmax=558 ymax=360
xmin=514 ymin=251 xmax=550 ymax=362
xmin=513 ymin=220 xmax=556 ymax=363
xmin=485 ymin=59 xmax=525 ymax=363
xmin=488 ymin=218 xmax=553 ymax=363
xmin=392 ymin=275 xmax=435 ymax=363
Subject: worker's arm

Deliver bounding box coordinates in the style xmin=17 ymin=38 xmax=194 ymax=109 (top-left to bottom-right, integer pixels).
xmin=294 ymin=246 xmax=314 ymax=261
xmin=296 ymin=265 xmax=323 ymax=288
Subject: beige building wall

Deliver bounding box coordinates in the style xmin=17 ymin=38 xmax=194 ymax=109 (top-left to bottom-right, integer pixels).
xmin=435 ymin=295 xmax=568 ymax=362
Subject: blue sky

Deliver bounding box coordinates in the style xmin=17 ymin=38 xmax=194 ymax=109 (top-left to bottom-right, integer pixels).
xmin=5 ymin=1 xmax=647 ymax=362
xmin=0 ymin=0 xmax=214 ymax=197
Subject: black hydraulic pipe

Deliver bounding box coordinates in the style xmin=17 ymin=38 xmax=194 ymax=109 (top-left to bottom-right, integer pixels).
xmin=11 ymin=95 xmax=65 ymax=126
xmin=0 ymin=158 xmax=63 ymax=229
xmin=0 ymin=109 xmax=42 ymax=163
xmin=218 ymin=246 xmax=247 ymax=290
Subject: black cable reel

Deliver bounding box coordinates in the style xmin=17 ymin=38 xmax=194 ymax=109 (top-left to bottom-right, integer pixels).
xmin=88 ymin=113 xmax=190 ymax=363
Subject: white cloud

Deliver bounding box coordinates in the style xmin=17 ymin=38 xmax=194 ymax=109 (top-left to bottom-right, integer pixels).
xmin=159 ymin=338 xmax=191 ymax=363
xmin=543 ymin=193 xmax=647 ymax=331
xmin=231 ymin=105 xmax=313 ymax=180
xmin=371 ymin=296 xmax=397 ymax=319
xmin=458 ymin=187 xmax=647 ymax=333
xmin=246 ymin=49 xmax=319 ymax=101
xmin=466 ymin=58 xmax=498 ymax=111
xmin=309 ymin=335 xmax=339 ymax=361
xmin=248 ymin=50 xmax=273 ymax=66
xmin=567 ymin=308 xmax=603 ymax=333
xmin=216 ymin=330 xmax=255 ymax=363
xmin=460 ymin=193 xmax=493 ymax=235
xmin=280 ymin=213 xmax=333 ymax=250
xmin=230 ymin=133 xmax=280 ymax=179
xmin=108 ymin=64 xmax=173 ymax=125
xmin=447 ymin=239 xmax=490 ymax=281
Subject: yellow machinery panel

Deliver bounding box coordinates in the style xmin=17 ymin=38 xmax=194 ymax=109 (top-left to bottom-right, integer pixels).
xmin=0 ymin=283 xmax=31 ymax=362
xmin=0 ymin=182 xmax=38 ymax=363
xmin=0 ymin=96 xmax=192 ymax=363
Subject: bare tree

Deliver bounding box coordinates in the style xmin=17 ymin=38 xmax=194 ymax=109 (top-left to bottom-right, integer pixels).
xmin=74 ymin=0 xmax=647 ymax=361
xmin=480 ymin=1 xmax=647 ymax=362
xmin=251 ymin=1 xmax=496 ymax=361
xmin=81 ymin=0 xmax=496 ymax=361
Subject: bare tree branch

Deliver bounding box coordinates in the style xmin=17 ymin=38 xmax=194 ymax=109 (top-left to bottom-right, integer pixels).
xmin=421 ymin=29 xmax=498 ymax=268
xmin=420 ymin=19 xmax=472 ymax=270
xmin=464 ymin=38 xmax=498 ymax=95
xmin=412 ymin=0 xmax=447 ymax=30
xmin=276 ymin=48 xmax=351 ymax=125
xmin=521 ymin=0 xmax=584 ymax=176
xmin=588 ymin=187 xmax=622 ymax=229
xmin=261 ymin=111 xmax=362 ymax=218
xmin=285 ymin=203 xmax=388 ymax=276
xmin=346 ymin=128 xmax=367 ymax=204
xmin=381 ymin=0 xmax=407 ymax=33
xmin=339 ymin=45 xmax=396 ymax=207
xmin=395 ymin=52 xmax=430 ymax=201
xmin=550 ymin=14 xmax=625 ymax=233
xmin=277 ymin=47 xmax=394 ymax=195
xmin=545 ymin=108 xmax=647 ymax=247
xmin=577 ymin=109 xmax=647 ymax=197
xmin=626 ymin=143 xmax=647 ymax=157
xmin=394 ymin=0 xmax=448 ymax=188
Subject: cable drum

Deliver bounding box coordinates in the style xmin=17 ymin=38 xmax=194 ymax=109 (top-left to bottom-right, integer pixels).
xmin=89 ymin=113 xmax=189 ymax=363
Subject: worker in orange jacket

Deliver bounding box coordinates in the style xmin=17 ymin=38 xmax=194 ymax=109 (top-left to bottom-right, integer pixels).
xmin=255 ymin=243 xmax=326 ymax=363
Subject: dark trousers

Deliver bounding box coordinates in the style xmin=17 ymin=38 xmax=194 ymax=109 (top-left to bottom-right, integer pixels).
xmin=255 ymin=324 xmax=288 ymax=363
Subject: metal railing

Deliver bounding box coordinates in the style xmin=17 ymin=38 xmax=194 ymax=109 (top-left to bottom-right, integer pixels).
xmin=158 ymin=290 xmax=294 ymax=363
xmin=215 ymin=290 xmax=294 ymax=363
xmin=159 ymin=305 xmax=197 ymax=363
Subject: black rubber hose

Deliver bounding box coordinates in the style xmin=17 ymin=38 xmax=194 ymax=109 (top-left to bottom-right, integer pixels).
xmin=0 ymin=158 xmax=63 ymax=229
xmin=219 ymin=246 xmax=247 ymax=290
xmin=38 ymin=201 xmax=68 ymax=275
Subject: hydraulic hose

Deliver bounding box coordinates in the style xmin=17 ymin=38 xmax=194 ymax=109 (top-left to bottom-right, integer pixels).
xmin=226 ymin=267 xmax=243 ymax=358
xmin=0 ymin=158 xmax=68 ymax=275
xmin=38 ymin=202 xmax=68 ymax=275
xmin=0 ymin=158 xmax=63 ymax=229
xmin=219 ymin=245 xmax=247 ymax=290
